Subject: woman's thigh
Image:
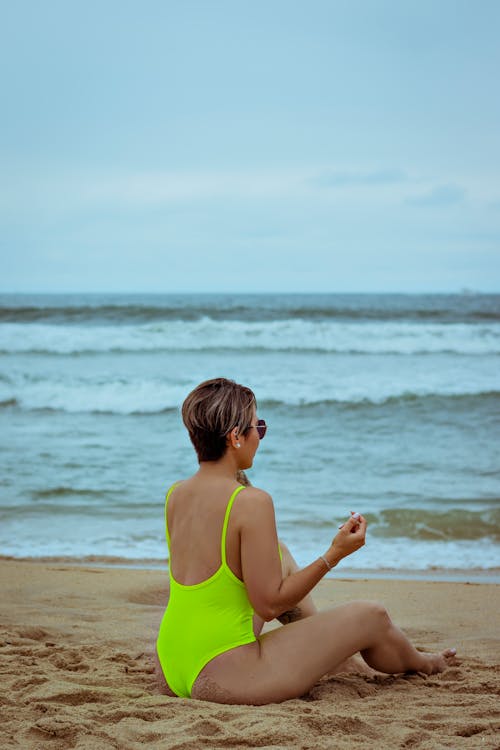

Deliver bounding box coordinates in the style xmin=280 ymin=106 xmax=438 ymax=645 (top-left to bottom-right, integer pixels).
xmin=192 ymin=600 xmax=384 ymax=704
xmin=154 ymin=651 xmax=177 ymax=697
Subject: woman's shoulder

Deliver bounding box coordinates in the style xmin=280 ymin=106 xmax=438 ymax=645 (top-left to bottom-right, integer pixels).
xmin=233 ymin=486 xmax=276 ymax=536
xmin=166 ymin=479 xmax=186 ymax=494
xmin=237 ymin=484 xmax=273 ymax=510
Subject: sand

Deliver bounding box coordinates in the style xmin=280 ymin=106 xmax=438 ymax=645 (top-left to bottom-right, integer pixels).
xmin=0 ymin=560 xmax=499 ymax=749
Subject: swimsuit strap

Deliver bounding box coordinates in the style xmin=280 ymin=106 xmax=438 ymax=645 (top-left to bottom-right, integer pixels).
xmin=164 ymin=482 xmax=181 ymax=551
xmin=220 ymin=485 xmax=245 ymax=566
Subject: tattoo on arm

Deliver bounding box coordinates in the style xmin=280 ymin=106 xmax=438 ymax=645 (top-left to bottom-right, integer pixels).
xmin=277 ymin=607 xmax=303 ymax=625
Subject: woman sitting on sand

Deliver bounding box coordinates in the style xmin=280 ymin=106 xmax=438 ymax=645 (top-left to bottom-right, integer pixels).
xmin=156 ymin=378 xmax=456 ymax=704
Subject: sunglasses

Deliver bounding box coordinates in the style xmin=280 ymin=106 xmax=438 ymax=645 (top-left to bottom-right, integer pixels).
xmin=253 ymin=419 xmax=267 ymax=440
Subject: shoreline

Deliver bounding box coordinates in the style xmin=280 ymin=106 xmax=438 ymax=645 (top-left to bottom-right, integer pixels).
xmin=1 ymin=554 xmax=499 ymax=584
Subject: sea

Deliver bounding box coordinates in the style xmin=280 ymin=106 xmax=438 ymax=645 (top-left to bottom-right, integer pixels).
xmin=1 ymin=293 xmax=499 ymax=580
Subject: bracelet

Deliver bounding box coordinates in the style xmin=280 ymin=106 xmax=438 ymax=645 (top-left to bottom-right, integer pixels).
xmin=319 ymin=554 xmax=332 ymax=571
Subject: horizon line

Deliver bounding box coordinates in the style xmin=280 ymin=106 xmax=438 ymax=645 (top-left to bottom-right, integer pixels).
xmin=0 ymin=289 xmax=498 ymax=296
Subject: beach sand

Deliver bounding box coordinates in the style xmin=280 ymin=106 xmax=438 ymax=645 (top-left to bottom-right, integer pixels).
xmin=0 ymin=560 xmax=499 ymax=749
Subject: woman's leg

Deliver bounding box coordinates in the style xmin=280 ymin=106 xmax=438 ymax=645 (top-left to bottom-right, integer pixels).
xmin=261 ymin=541 xmax=376 ymax=676
xmin=253 ymin=541 xmax=316 ymax=636
xmin=276 ymin=541 xmax=317 ymax=621
xmin=193 ymin=600 xmax=456 ymax=704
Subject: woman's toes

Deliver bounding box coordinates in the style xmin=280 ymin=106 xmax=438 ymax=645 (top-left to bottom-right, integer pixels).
xmin=443 ymin=648 xmax=458 ymax=664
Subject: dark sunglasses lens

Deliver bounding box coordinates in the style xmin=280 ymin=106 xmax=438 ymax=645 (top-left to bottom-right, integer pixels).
xmin=256 ymin=419 xmax=267 ymax=439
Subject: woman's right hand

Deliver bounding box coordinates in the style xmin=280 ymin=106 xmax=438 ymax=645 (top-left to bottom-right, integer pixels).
xmin=328 ymin=513 xmax=367 ymax=563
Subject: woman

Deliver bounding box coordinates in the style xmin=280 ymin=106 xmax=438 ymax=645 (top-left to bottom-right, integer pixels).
xmin=156 ymin=378 xmax=456 ymax=704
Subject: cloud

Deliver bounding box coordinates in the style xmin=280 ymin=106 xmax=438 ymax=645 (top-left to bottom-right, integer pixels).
xmin=310 ymin=168 xmax=408 ymax=189
xmin=405 ymin=184 xmax=466 ymax=207
xmin=2 ymin=167 xmax=472 ymax=229
xmin=2 ymin=169 xmax=309 ymax=215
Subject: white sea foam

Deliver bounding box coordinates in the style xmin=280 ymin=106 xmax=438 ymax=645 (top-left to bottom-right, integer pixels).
xmin=1 ymin=319 xmax=499 ymax=355
xmin=1 ymin=362 xmax=499 ymax=414
xmin=0 ymin=377 xmax=185 ymax=414
xmin=285 ymin=536 xmax=500 ymax=572
xmin=1 ymin=516 xmax=498 ymax=573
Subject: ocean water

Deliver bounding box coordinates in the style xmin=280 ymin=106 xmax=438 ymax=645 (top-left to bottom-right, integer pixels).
xmin=1 ymin=293 xmax=499 ymax=577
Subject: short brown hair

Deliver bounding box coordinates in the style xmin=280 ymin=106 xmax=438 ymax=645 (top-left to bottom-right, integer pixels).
xmin=181 ymin=378 xmax=256 ymax=462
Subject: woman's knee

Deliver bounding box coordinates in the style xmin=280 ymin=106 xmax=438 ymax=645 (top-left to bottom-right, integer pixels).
xmin=278 ymin=540 xmax=298 ymax=578
xmin=348 ymin=600 xmax=391 ymax=631
xmin=363 ymin=600 xmax=391 ymax=629
xmin=278 ymin=539 xmax=290 ymax=557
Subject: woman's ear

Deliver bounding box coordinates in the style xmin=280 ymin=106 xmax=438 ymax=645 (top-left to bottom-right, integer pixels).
xmin=229 ymin=427 xmax=240 ymax=449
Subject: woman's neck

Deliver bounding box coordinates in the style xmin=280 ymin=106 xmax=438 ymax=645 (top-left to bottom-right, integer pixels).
xmin=195 ymin=458 xmax=239 ymax=481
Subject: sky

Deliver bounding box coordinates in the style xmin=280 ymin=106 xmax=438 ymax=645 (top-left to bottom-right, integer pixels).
xmin=1 ymin=0 xmax=499 ymax=293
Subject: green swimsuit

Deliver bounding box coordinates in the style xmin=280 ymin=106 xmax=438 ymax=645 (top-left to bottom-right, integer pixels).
xmin=156 ymin=484 xmax=257 ymax=698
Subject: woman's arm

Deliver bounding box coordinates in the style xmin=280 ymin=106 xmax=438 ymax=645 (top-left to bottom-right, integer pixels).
xmin=239 ymin=489 xmax=366 ymax=621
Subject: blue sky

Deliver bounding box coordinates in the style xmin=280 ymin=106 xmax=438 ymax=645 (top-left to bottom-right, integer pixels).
xmin=1 ymin=0 xmax=499 ymax=293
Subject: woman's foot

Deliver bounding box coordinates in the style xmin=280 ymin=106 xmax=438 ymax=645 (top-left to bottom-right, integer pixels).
xmin=416 ymin=648 xmax=457 ymax=675
xmin=330 ymin=654 xmax=381 ymax=677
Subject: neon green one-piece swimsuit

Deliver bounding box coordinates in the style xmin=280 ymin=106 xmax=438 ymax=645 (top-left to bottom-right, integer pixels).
xmin=156 ymin=484 xmax=256 ymax=698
